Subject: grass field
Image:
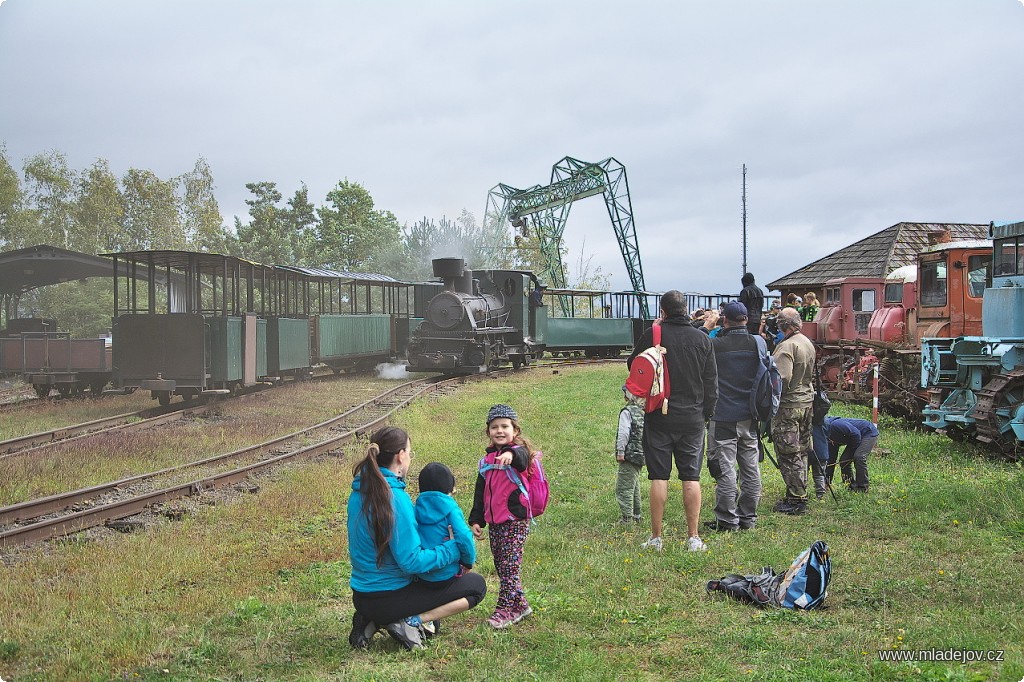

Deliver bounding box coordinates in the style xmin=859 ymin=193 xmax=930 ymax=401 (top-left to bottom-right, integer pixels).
xmin=1 ymin=363 xmax=1022 ymax=681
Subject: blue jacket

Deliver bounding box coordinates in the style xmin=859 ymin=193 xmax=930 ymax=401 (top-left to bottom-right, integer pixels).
xmin=414 ymin=491 xmax=476 ymax=582
xmin=817 ymin=417 xmax=879 ymax=462
xmin=710 ymin=326 xmax=762 ymax=423
xmin=347 ymin=468 xmax=459 ymax=592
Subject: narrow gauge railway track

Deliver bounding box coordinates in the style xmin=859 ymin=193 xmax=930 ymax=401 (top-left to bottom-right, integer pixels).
xmin=0 ymin=358 xmax=612 ymax=548
xmin=0 ymin=376 xmax=461 ymax=547
xmin=0 ymin=368 xmax=356 ymax=459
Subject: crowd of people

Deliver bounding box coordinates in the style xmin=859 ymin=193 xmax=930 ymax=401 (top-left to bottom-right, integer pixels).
xmin=344 ymin=273 xmax=876 ymax=651
xmin=625 ymin=275 xmax=877 ymax=552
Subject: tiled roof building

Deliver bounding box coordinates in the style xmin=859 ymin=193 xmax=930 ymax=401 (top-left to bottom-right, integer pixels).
xmin=767 ymin=222 xmax=989 ymax=292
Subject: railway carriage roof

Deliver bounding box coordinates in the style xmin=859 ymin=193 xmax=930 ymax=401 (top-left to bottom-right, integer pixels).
xmin=103 ymin=250 xmax=272 ymax=274
xmin=273 ymin=265 xmax=401 ymax=284
xmin=766 ymin=222 xmax=989 ymax=291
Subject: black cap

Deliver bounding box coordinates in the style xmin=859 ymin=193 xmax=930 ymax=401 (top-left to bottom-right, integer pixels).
xmin=419 ymin=462 xmax=455 ymax=494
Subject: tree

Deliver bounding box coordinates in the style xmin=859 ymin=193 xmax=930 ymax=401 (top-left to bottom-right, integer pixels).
xmin=22 ymin=150 xmax=77 ymax=248
xmin=315 ymin=180 xmax=399 ymax=271
xmin=75 ymin=159 xmax=124 ymax=253
xmin=230 ymin=181 xmax=291 ymax=265
xmin=179 ymin=157 xmax=226 ymax=253
xmin=0 ymin=146 xmax=36 ymax=251
xmin=399 ymin=211 xmax=504 ymax=281
xmin=281 ymin=183 xmax=317 ymax=265
xmin=121 ymin=168 xmax=181 ymax=249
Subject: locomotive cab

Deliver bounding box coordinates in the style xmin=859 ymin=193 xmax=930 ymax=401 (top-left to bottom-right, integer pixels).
xmin=916 ymin=240 xmax=990 ymax=339
xmin=868 ymin=265 xmax=916 ymax=345
xmin=817 ymin=277 xmax=883 ymax=344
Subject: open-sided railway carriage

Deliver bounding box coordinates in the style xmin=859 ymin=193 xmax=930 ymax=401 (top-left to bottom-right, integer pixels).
xmin=109 ymin=251 xmax=414 ymax=405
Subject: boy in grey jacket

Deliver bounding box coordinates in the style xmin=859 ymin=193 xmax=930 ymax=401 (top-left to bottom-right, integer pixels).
xmin=615 ymin=385 xmax=646 ymax=523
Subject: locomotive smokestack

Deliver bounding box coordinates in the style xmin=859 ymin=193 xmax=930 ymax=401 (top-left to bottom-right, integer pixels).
xmin=432 ymin=258 xmax=466 ymax=291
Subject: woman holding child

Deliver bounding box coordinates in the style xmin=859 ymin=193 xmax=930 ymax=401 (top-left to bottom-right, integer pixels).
xmin=346 ymin=426 xmax=486 ymax=651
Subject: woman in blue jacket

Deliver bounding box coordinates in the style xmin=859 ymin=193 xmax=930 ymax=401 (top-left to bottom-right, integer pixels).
xmin=347 ymin=426 xmax=486 ymax=650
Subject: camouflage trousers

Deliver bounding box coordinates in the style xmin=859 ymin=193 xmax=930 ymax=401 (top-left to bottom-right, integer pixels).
xmin=770 ymin=405 xmax=812 ymax=501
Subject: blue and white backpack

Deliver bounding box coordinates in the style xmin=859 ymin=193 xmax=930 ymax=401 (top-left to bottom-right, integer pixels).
xmin=777 ymin=540 xmax=831 ymax=610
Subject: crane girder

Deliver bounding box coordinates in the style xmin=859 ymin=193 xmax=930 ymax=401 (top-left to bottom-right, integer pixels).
xmin=484 ymin=156 xmax=648 ymax=318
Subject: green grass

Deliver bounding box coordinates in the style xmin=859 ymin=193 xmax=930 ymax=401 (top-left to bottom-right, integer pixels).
xmin=1 ymin=364 xmax=1022 ymax=681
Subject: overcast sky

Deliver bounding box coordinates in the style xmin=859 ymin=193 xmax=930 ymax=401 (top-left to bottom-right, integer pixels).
xmin=1 ymin=0 xmax=1022 ymax=294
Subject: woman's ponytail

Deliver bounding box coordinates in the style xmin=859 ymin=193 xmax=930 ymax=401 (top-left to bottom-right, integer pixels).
xmin=352 ymin=427 xmax=408 ymax=566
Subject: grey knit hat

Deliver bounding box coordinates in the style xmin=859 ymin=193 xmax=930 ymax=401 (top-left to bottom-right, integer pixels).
xmin=487 ymin=404 xmax=518 ymax=424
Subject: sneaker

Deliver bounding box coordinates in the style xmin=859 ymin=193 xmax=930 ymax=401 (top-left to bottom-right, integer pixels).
xmin=423 ymin=620 xmax=439 ymax=638
xmin=487 ymin=609 xmax=517 ymax=629
xmin=349 ymin=610 xmax=377 ymax=650
xmin=738 ymin=520 xmax=756 ymax=530
xmin=702 ymin=520 xmax=738 ymax=532
xmin=686 ymin=536 xmax=708 ymax=552
xmin=510 ymin=605 xmax=533 ymax=625
xmin=815 ymin=490 xmax=826 ymax=500
xmin=384 ymin=620 xmax=425 ymax=650
xmin=640 ymin=536 xmax=663 ymax=551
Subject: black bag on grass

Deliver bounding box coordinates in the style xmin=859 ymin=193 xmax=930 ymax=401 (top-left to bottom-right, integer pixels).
xmin=706 ymin=567 xmax=782 ymax=607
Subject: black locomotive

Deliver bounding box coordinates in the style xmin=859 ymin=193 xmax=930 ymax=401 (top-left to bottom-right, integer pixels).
xmin=406 ymin=258 xmax=546 ymax=374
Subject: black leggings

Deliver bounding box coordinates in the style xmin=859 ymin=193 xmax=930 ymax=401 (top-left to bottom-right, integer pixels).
xmin=352 ymin=572 xmax=487 ymax=625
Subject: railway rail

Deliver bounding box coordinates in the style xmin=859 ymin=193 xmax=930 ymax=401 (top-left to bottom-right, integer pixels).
xmin=0 ymin=358 xmax=610 ymax=548
xmin=0 ymin=376 xmax=452 ymax=547
xmin=0 ymin=368 xmax=350 ymax=458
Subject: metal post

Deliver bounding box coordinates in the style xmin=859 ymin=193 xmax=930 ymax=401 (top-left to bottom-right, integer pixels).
xmin=872 ymin=362 xmax=880 ymax=427
xmin=741 ymin=164 xmax=747 ymax=278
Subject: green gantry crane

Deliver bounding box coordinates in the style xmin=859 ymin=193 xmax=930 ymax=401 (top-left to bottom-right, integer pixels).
xmin=484 ymin=156 xmax=648 ymax=318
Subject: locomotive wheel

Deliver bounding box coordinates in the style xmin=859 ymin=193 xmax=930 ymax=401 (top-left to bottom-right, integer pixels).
xmin=157 ymin=390 xmax=172 ymax=406
xmin=972 ymin=370 xmax=1024 ymax=460
xmin=57 ymin=386 xmax=72 ymax=398
xmin=90 ymin=381 xmax=106 ymax=396
xmin=512 ymin=358 xmax=523 ymax=370
xmin=34 ymin=384 xmax=50 ymax=399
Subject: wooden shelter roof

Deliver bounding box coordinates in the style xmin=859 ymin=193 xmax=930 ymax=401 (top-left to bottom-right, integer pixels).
xmin=766 ymin=222 xmax=989 ymax=291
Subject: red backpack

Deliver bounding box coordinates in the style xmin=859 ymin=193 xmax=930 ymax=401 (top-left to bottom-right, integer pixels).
xmin=625 ymin=323 xmax=670 ymax=414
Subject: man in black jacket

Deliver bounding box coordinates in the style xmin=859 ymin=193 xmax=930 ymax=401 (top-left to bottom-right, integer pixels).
xmin=627 ymin=290 xmax=718 ymax=552
xmin=739 ymin=273 xmax=764 ymax=336
xmin=705 ymin=302 xmax=764 ymax=531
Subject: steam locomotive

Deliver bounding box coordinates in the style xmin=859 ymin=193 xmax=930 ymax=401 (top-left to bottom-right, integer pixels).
xmin=405 ymin=258 xmax=545 ymax=374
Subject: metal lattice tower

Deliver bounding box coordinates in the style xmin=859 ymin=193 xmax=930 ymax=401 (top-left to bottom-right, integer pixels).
xmin=483 ymin=156 xmax=648 ymax=318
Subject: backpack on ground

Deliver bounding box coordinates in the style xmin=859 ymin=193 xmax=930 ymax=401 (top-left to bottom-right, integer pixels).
xmin=478 ymin=451 xmax=550 ymax=522
xmin=749 ymin=335 xmax=782 ymax=422
xmin=707 ymin=540 xmax=831 ymax=610
xmin=706 ymin=567 xmax=782 ymax=607
xmin=777 ymin=540 xmax=831 ymax=610
xmin=625 ymin=323 xmax=670 ymax=414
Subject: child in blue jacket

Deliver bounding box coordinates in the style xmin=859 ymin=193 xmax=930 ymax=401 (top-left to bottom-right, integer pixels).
xmin=415 ymin=462 xmax=476 ymax=583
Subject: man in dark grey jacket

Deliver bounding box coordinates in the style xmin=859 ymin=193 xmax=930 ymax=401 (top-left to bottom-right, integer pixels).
xmin=705 ymin=302 xmax=764 ymax=531
xmin=627 ymin=290 xmax=718 ymax=552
